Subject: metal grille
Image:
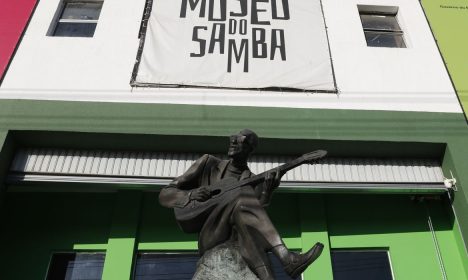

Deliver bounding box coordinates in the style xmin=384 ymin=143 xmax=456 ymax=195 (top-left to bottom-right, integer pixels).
xmin=10 ymin=148 xmax=444 ymax=185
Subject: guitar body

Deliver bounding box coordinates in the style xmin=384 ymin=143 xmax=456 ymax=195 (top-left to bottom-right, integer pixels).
xmin=173 ymin=150 xmax=327 ymax=233
xmin=174 ymin=177 xmax=243 ymax=233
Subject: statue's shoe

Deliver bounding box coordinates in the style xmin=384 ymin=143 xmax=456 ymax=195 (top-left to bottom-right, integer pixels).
xmin=284 ymin=242 xmax=324 ymax=279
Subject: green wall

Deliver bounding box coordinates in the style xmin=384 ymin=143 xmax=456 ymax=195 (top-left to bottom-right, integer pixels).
xmin=0 ymin=100 xmax=466 ymax=141
xmin=442 ymin=143 xmax=468 ymax=274
xmin=327 ymin=195 xmax=467 ymax=280
xmin=421 ymin=0 xmax=468 ymax=111
xmin=0 ymin=130 xmax=12 ymax=209
xmin=0 ymin=99 xmax=467 ymax=251
xmin=0 ymin=192 xmax=114 ymax=279
xmin=0 ymin=99 xmax=467 ymax=277
xmin=0 ymin=191 xmax=466 ymax=279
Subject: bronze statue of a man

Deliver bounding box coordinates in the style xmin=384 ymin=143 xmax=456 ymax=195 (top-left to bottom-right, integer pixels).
xmin=159 ymin=129 xmax=323 ymax=279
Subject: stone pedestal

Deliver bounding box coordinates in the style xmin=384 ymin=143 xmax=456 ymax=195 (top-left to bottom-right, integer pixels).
xmin=192 ymin=241 xmax=259 ymax=280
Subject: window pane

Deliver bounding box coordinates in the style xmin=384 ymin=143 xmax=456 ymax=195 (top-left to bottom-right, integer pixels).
xmin=133 ymin=253 xmax=301 ymax=280
xmin=331 ymin=251 xmax=393 ymax=280
xmin=53 ymin=22 xmax=97 ymax=37
xmin=134 ymin=253 xmax=198 ymax=280
xmin=47 ymin=252 xmax=105 ymax=280
xmin=61 ymin=2 xmax=103 ymax=20
xmin=364 ymin=32 xmax=406 ymax=48
xmin=360 ymin=14 xmax=401 ymax=32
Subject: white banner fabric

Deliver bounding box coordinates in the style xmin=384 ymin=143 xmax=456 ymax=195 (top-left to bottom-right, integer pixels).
xmin=135 ymin=0 xmax=335 ymax=90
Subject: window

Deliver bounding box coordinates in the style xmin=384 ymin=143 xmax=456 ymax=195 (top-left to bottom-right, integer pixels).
xmin=46 ymin=252 xmax=105 ymax=280
xmin=358 ymin=5 xmax=406 ymax=48
xmin=331 ymin=250 xmax=394 ymax=280
xmin=133 ymin=252 xmax=301 ymax=280
xmin=52 ymin=1 xmax=103 ymax=37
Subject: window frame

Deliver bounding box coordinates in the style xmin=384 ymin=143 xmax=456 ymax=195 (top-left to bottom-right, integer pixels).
xmin=48 ymin=0 xmax=104 ymax=38
xmin=357 ymin=5 xmax=406 ymax=48
xmin=45 ymin=251 xmax=106 ymax=280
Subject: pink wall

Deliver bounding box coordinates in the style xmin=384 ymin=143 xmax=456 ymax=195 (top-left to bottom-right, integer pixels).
xmin=0 ymin=0 xmax=37 ymax=81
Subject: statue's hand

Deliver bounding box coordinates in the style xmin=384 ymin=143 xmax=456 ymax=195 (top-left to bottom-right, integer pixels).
xmin=190 ymin=186 xmax=211 ymax=202
xmin=264 ymin=167 xmax=281 ymax=193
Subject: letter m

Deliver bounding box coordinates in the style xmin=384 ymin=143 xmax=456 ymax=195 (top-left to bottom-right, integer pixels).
xmin=228 ymin=39 xmax=249 ymax=73
xmin=180 ymin=0 xmax=206 ymax=18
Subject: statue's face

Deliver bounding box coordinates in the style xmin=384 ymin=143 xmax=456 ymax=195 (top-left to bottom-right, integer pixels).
xmin=228 ymin=133 xmax=251 ymax=158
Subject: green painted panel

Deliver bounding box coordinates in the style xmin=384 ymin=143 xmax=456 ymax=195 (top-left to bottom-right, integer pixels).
xmin=299 ymin=195 xmax=334 ymax=280
xmin=0 ymin=191 xmax=465 ymax=279
xmin=0 ymin=192 xmax=114 ymax=279
xmin=452 ymin=217 xmax=468 ymax=277
xmin=326 ymin=194 xmax=466 ymax=280
xmin=421 ymin=0 xmax=468 ymax=112
xmin=102 ymin=191 xmax=142 ymax=280
xmin=0 ymin=100 xmax=467 ymax=142
xmin=427 ymin=200 xmax=468 ymax=279
xmin=137 ymin=238 xmax=302 ymax=252
xmin=441 ymin=143 xmax=468 ymax=274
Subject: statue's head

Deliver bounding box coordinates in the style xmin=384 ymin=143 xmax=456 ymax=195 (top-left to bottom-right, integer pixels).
xmin=228 ymin=129 xmax=258 ymax=160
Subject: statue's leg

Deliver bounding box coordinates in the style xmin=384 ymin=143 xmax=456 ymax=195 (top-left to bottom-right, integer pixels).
xmin=198 ymin=187 xmax=282 ymax=255
xmin=231 ymin=191 xmax=284 ymax=279
xmin=232 ymin=189 xmax=324 ymax=279
xmin=231 ymin=190 xmax=283 ymax=248
xmin=232 ymin=204 xmax=275 ymax=280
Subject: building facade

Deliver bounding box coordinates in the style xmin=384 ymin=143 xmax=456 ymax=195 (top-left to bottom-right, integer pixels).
xmin=0 ymin=0 xmax=37 ymax=82
xmin=0 ymin=0 xmax=467 ymax=279
xmin=421 ymin=0 xmax=468 ymax=111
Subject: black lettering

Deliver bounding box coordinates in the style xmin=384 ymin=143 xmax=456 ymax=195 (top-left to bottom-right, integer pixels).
xmin=228 ymin=39 xmax=249 ymax=72
xmin=271 ymin=0 xmax=290 ymax=20
xmin=190 ymin=26 xmax=207 ymax=57
xmin=229 ymin=19 xmax=237 ymax=34
xmin=251 ymin=0 xmax=270 ymax=25
xmin=209 ymin=23 xmax=225 ymax=54
xmin=252 ymin=28 xmax=267 ymax=58
xmin=208 ymin=0 xmax=226 ymax=21
xmin=271 ymin=29 xmax=286 ymax=60
xmin=180 ymin=0 xmax=206 ymax=18
xmin=230 ymin=0 xmax=248 ymax=17
xmin=239 ymin=19 xmax=247 ymax=35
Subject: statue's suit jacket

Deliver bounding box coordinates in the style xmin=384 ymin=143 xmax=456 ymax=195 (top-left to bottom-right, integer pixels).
xmin=159 ymin=154 xmax=258 ymax=254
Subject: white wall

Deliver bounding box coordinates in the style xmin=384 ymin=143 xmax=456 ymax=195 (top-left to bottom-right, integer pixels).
xmin=324 ymin=0 xmax=453 ymax=94
xmin=1 ymin=0 xmax=145 ymax=91
xmin=0 ymin=0 xmax=462 ymax=113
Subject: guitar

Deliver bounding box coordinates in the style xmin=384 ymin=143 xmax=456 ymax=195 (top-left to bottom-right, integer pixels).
xmin=174 ymin=150 xmax=327 ymax=233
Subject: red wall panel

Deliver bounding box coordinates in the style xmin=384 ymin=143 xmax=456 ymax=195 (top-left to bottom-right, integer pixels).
xmin=0 ymin=0 xmax=37 ymax=81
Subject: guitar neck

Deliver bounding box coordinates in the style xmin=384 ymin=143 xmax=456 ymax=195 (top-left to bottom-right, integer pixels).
xmin=232 ymin=157 xmax=306 ymax=189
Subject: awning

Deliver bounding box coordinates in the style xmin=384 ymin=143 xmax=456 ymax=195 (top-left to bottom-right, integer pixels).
xmin=7 ymin=148 xmax=447 ymax=193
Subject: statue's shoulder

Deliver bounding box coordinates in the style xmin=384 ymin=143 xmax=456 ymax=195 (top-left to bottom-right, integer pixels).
xmin=197 ymin=154 xmax=233 ymax=174
xmin=199 ymin=154 xmax=223 ymax=167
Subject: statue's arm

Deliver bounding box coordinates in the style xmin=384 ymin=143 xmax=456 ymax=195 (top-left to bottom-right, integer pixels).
xmin=158 ymin=154 xmax=210 ymax=208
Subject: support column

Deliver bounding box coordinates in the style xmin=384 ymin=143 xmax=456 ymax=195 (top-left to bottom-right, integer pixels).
xmin=299 ymin=194 xmax=334 ymax=280
xmin=102 ymin=190 xmax=142 ymax=280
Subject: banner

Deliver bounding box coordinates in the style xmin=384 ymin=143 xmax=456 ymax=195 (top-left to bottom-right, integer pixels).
xmin=135 ymin=0 xmax=335 ymax=91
